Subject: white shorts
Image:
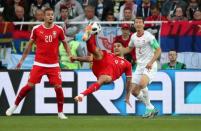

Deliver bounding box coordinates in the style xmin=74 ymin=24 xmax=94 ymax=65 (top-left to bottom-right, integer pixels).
xmin=132 ymin=62 xmax=157 ymax=85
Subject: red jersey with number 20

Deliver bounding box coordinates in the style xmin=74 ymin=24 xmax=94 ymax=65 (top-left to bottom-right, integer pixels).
xmin=30 ymin=24 xmax=65 ymax=65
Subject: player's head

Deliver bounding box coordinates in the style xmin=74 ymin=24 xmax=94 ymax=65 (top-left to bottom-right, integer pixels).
xmin=134 ymin=17 xmax=145 ymax=31
xmin=168 ymin=49 xmax=177 ymax=62
xmin=84 ymin=5 xmax=95 ymax=20
xmin=113 ymin=42 xmax=124 ymax=56
xmin=120 ymin=23 xmax=130 ymax=35
xmin=44 ymin=7 xmax=54 ymax=24
xmin=60 ymin=6 xmax=68 ymax=19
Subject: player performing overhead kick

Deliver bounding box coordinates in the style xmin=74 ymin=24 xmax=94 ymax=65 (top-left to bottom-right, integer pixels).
xmin=74 ymin=22 xmax=132 ymax=106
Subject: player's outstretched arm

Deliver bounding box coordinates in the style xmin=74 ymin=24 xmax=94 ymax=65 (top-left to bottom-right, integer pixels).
xmin=62 ymin=41 xmax=71 ymax=56
xmin=71 ymin=56 xmax=93 ymax=62
xmin=62 ymin=41 xmax=72 ymax=59
xmin=16 ymin=40 xmax=34 ymax=69
xmin=125 ymin=76 xmax=132 ymax=107
xmin=123 ymin=47 xmax=133 ymax=55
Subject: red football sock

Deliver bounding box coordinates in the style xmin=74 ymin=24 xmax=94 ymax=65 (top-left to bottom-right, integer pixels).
xmin=81 ymin=82 xmax=101 ymax=96
xmin=87 ymin=35 xmax=97 ymax=54
xmin=54 ymin=87 xmax=64 ymax=113
xmin=15 ymin=84 xmax=32 ymax=105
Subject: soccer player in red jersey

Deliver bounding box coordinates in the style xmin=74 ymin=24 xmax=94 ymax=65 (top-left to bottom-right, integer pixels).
xmin=74 ymin=23 xmax=132 ymax=106
xmin=6 ymin=8 xmax=71 ymax=119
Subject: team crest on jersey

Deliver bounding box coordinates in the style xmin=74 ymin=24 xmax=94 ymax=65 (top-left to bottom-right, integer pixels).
xmin=53 ymin=31 xmax=57 ymax=38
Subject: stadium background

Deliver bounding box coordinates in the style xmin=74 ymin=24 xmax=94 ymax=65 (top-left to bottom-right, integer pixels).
xmin=1 ymin=21 xmax=201 ymax=116
xmin=0 ymin=0 xmax=201 ymax=131
xmin=1 ymin=1 xmax=201 ymax=131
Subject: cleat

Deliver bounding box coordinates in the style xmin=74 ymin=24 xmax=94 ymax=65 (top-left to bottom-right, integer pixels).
xmin=74 ymin=94 xmax=84 ymax=102
xmin=58 ymin=112 xmax=68 ymax=119
xmin=82 ymin=25 xmax=92 ymax=41
xmin=142 ymin=108 xmax=158 ymax=118
xmin=6 ymin=105 xmax=17 ymax=116
xmin=150 ymin=108 xmax=159 ymax=118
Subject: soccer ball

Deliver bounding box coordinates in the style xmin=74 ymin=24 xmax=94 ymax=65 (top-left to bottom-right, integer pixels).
xmin=89 ymin=22 xmax=102 ymax=34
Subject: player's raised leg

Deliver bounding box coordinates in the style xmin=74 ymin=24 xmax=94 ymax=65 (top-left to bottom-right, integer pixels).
xmin=6 ymin=83 xmax=34 ymax=116
xmin=82 ymin=23 xmax=93 ymax=41
xmin=74 ymin=75 xmax=112 ymax=102
xmin=82 ymin=22 xmax=101 ymax=42
xmin=83 ymin=22 xmax=103 ymax=60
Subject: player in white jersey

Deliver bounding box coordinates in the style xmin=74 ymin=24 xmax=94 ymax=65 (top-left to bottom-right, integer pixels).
xmin=124 ymin=17 xmax=161 ymax=118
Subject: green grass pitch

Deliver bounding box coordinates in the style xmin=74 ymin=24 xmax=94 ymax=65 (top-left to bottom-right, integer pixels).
xmin=1 ymin=115 xmax=201 ymax=131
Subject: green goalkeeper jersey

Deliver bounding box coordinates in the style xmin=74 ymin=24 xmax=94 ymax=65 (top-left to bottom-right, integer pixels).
xmin=161 ymin=62 xmax=186 ymax=69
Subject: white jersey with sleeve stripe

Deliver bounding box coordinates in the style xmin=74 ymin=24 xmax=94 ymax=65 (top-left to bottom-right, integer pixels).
xmin=128 ymin=31 xmax=158 ymax=66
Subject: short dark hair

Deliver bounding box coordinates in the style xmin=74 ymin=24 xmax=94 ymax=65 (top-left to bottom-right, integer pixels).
xmin=135 ymin=16 xmax=144 ymax=21
xmin=150 ymin=5 xmax=160 ymax=11
xmin=84 ymin=5 xmax=95 ymax=11
xmin=169 ymin=49 xmax=177 ymax=52
xmin=111 ymin=41 xmax=123 ymax=53
xmin=106 ymin=10 xmax=114 ymax=17
xmin=44 ymin=7 xmax=54 ymax=14
xmin=60 ymin=5 xmax=68 ymax=12
xmin=114 ymin=41 xmax=123 ymax=46
xmin=135 ymin=17 xmax=144 ymax=23
xmin=168 ymin=49 xmax=177 ymax=55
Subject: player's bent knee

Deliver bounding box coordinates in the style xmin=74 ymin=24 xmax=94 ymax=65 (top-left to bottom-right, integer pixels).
xmin=131 ymin=87 xmax=140 ymax=97
xmin=98 ymin=76 xmax=112 ymax=84
xmin=138 ymin=84 xmax=145 ymax=89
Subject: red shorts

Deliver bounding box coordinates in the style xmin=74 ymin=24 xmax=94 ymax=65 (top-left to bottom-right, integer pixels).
xmin=28 ymin=65 xmax=62 ymax=85
xmin=91 ymin=50 xmax=117 ymax=80
xmin=92 ymin=66 xmax=114 ymax=79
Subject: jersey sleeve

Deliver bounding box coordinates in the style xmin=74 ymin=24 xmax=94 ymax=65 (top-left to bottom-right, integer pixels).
xmin=148 ymin=33 xmax=160 ymax=49
xmin=125 ymin=62 xmax=132 ymax=77
xmin=59 ymin=27 xmax=66 ymax=42
xmin=30 ymin=26 xmax=37 ymax=41
xmin=128 ymin=35 xmax=135 ymax=48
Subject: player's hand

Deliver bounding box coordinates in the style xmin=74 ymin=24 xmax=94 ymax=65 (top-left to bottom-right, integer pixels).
xmin=69 ymin=56 xmax=77 ymax=62
xmin=124 ymin=95 xmax=132 ymax=108
xmin=125 ymin=98 xmax=132 ymax=108
xmin=146 ymin=62 xmax=153 ymax=70
xmin=16 ymin=61 xmax=23 ymax=69
xmin=69 ymin=55 xmax=73 ymax=62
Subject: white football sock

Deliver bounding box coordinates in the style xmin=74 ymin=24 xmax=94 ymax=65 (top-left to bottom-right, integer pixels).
xmin=137 ymin=91 xmax=146 ymax=104
xmin=141 ymin=87 xmax=154 ymax=110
